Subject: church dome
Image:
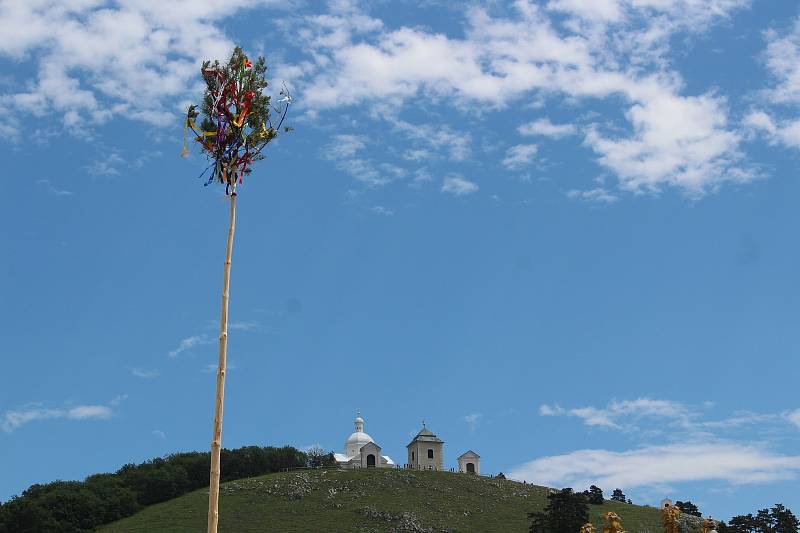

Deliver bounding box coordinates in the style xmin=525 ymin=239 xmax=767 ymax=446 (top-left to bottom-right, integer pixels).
xmin=344 ymin=412 xmax=374 ymax=457
xmin=346 ymin=430 xmax=373 ymax=447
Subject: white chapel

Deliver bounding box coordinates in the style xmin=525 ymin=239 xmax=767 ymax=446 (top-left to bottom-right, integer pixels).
xmin=334 ymin=413 xmax=395 ymax=469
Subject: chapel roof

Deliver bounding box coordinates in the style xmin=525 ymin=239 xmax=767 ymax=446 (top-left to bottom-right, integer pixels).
xmin=406 ymin=424 xmax=444 ymax=447
xmin=458 ymin=450 xmax=480 ymax=459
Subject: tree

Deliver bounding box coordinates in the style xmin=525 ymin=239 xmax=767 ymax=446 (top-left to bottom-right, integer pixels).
xmin=182 ymin=46 xmax=291 ymax=533
xmin=755 ymin=508 xmax=774 ymax=533
xmin=528 ymin=488 xmax=589 ymax=533
xmin=772 ymin=504 xmax=800 ymax=533
xmin=676 ymin=500 xmax=702 ymax=517
xmin=726 ymin=505 xmax=800 ymax=533
xmin=0 ymin=497 xmax=60 ymax=533
xmin=728 ymin=514 xmax=756 ymax=533
xmin=610 ymin=489 xmax=626 ymax=503
xmin=0 ymin=444 xmax=307 ymax=533
xmin=583 ymin=485 xmax=604 ymax=505
xmin=306 ymin=446 xmax=337 ymax=469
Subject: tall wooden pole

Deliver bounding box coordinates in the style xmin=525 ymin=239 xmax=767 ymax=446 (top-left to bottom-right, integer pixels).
xmin=207 ymin=191 xmax=237 ymax=533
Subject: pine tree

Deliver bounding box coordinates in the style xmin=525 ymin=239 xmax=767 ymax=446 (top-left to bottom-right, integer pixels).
xmin=772 ymin=504 xmax=799 ymax=533
xmin=676 ymin=501 xmax=702 ymax=517
xmin=528 ymin=488 xmax=590 ymax=533
xmin=755 ymin=508 xmax=775 ymax=533
xmin=610 ymin=489 xmax=626 ymax=503
xmin=583 ymin=485 xmax=604 ymax=505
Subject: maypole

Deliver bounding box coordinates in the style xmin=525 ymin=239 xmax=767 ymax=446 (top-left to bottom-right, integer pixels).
xmin=208 ymin=189 xmax=235 ymax=532
xmin=181 ymin=46 xmax=291 ymax=533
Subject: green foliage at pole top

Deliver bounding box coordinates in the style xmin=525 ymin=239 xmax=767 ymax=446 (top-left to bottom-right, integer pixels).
xmin=182 ymin=46 xmax=291 ymax=193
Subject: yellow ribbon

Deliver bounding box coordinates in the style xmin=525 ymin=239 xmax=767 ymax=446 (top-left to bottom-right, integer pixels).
xmin=180 ymin=118 xmax=192 ymax=157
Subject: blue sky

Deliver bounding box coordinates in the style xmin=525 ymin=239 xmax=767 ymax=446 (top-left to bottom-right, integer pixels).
xmin=1 ymin=0 xmax=800 ymax=521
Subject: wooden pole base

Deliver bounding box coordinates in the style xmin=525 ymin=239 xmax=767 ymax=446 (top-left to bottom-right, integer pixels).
xmin=207 ymin=192 xmax=237 ymax=533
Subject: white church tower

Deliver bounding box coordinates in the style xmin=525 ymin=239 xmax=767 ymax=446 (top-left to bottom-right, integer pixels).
xmin=407 ymin=422 xmax=444 ymax=470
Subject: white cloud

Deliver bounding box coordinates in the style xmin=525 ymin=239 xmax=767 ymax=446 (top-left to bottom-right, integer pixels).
xmin=518 ymin=118 xmax=577 ymax=138
xmin=746 ymin=18 xmax=800 ymax=151
xmin=699 ymin=411 xmax=781 ymax=430
xmin=463 ymin=413 xmax=481 ymax=431
xmin=409 ymin=168 xmax=434 ymax=189
xmin=403 ymin=148 xmax=432 ymax=161
xmin=786 ymin=409 xmax=800 ymax=428
xmin=109 ymin=394 xmax=128 ymax=407
xmin=152 ymin=429 xmax=166 ymax=439
xmin=413 ymin=168 xmax=433 ymax=183
xmin=131 ymin=367 xmax=159 ymax=379
xmin=568 ymin=407 xmax=620 ymax=428
xmin=86 ymin=153 xmax=126 ymax=177
xmin=539 ymin=404 xmax=566 ymax=416
xmin=285 ymin=1 xmax=751 ymax=196
xmin=168 ymin=334 xmax=213 ymax=358
xmin=502 ymin=144 xmax=538 ymax=170
xmin=509 ymin=443 xmax=800 ymax=491
xmin=0 ymin=0 xmax=286 ymax=133
xmin=36 ymin=179 xmax=73 ymax=196
xmin=68 ymin=405 xmax=113 ymax=420
xmin=548 ymin=0 xmax=749 ymax=28
xmin=326 ymin=134 xmax=367 ymax=159
xmin=368 ymin=205 xmax=395 ymax=215
xmin=0 ymin=0 xmax=758 ymax=198
xmin=529 ymin=399 xmax=800 ymax=498
xmin=0 ymin=0 xmax=763 ymax=204
xmin=763 ymin=19 xmax=800 ymax=104
xmin=441 ymin=175 xmax=478 ymax=196
xmin=585 ymin=93 xmax=750 ymax=197
xmin=228 ymin=321 xmax=261 ymax=331
xmin=566 ymin=188 xmax=619 ymax=204
xmin=2 ymin=408 xmax=62 ymax=432
xmin=2 ymin=402 xmax=115 ymax=432
xmin=541 ymin=398 xmax=800 ymax=438
xmin=744 ymin=111 xmax=800 ymax=150
xmin=548 ymin=0 xmax=623 ymax=22
xmin=744 ymin=110 xmax=777 ymax=134
xmin=323 ymin=134 xmax=406 ymax=187
xmin=539 ymin=398 xmax=694 ymax=429
xmin=378 ymin=113 xmax=471 ymax=162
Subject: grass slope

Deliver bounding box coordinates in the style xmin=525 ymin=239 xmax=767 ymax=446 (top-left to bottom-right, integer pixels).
xmin=99 ymin=469 xmax=663 ymax=532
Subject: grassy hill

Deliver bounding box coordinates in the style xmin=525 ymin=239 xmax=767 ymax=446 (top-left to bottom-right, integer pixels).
xmin=98 ymin=468 xmax=664 ymax=532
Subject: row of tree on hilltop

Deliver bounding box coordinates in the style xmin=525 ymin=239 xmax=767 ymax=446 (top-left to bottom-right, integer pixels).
xmin=583 ymin=485 xmax=631 ymax=505
xmin=530 ymin=486 xmax=799 ymax=533
xmin=0 ymin=445 xmax=310 ymax=533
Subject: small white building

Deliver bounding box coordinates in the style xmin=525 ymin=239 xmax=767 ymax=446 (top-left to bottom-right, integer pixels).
xmin=458 ymin=450 xmax=480 ymax=475
xmin=334 ymin=413 xmax=394 ymax=469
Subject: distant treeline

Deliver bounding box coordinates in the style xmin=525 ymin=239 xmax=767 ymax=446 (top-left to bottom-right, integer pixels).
xmin=0 ymin=445 xmax=309 ymax=533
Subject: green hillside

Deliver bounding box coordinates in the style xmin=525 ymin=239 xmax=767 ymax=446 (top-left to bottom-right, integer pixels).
xmin=98 ymin=468 xmax=663 ymax=532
